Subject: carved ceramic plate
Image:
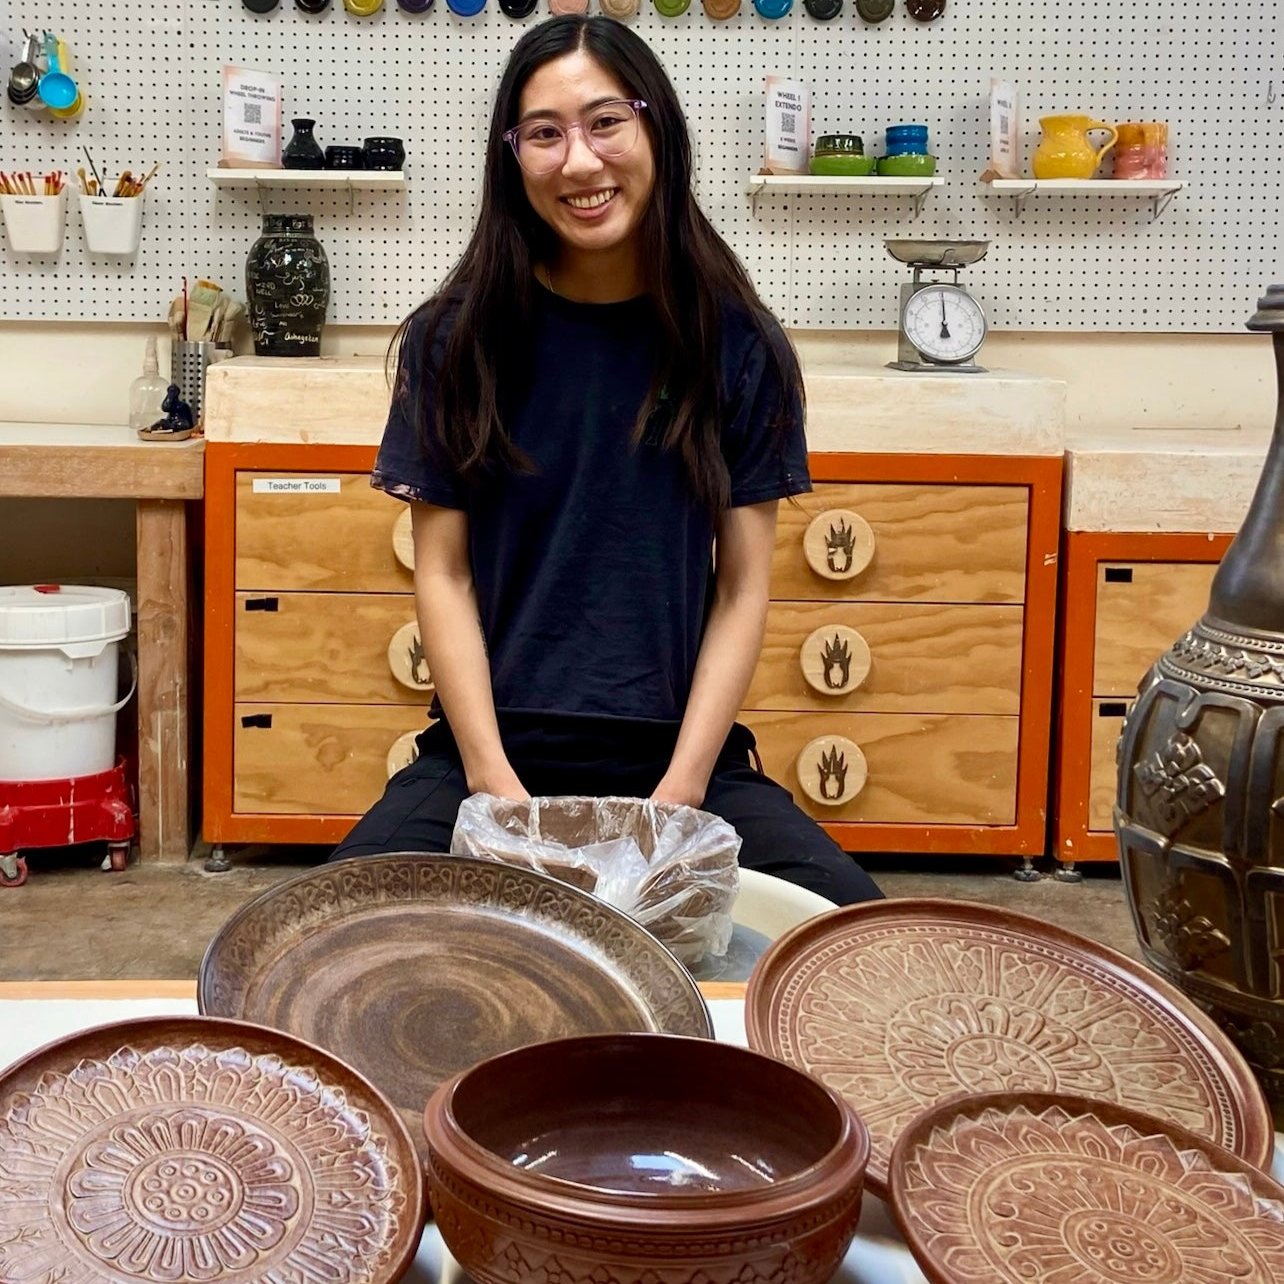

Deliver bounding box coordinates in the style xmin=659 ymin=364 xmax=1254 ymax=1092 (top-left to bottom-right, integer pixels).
xmin=200 ymin=855 xmax=712 ymax=1159
xmin=0 ymin=1015 xmax=423 ymax=1283
xmin=744 ymin=899 xmax=1272 ymax=1196
xmin=890 ymin=1092 xmax=1284 ymax=1284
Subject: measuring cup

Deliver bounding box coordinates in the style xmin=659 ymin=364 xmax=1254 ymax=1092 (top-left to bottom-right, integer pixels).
xmin=37 ymin=36 xmax=78 ymax=111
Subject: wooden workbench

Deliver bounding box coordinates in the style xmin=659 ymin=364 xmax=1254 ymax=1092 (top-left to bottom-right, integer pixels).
xmin=0 ymin=422 xmax=204 ymax=863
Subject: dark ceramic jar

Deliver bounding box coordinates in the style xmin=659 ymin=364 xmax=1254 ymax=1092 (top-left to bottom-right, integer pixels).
xmin=325 ymin=145 xmax=365 ymax=170
xmin=245 ymin=214 xmax=330 ymax=357
xmin=283 ymin=118 xmax=325 ymax=170
xmin=362 ymin=137 xmax=406 ymax=171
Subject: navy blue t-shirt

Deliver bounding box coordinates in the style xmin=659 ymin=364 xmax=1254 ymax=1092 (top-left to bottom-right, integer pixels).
xmin=371 ymin=283 xmax=810 ymax=725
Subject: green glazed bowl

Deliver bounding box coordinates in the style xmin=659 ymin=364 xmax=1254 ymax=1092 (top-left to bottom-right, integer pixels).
xmin=810 ymin=154 xmax=879 ymax=176
xmin=877 ymin=154 xmax=937 ymax=177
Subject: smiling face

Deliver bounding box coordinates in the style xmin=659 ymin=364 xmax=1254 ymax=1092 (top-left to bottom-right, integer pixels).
xmin=515 ymin=49 xmax=657 ymax=270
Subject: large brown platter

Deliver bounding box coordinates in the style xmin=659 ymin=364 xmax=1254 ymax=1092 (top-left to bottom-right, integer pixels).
xmin=0 ymin=1015 xmax=423 ymax=1283
xmin=744 ymin=898 xmax=1272 ymax=1196
xmin=199 ymin=854 xmax=712 ymax=1156
xmin=890 ymin=1091 xmax=1284 ymax=1284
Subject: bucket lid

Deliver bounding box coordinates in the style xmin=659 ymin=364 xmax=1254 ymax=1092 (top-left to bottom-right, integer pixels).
xmin=0 ymin=585 xmax=131 ymax=647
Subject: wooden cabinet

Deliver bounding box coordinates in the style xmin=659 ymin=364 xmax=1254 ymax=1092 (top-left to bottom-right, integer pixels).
xmin=204 ymin=446 xmax=1061 ymax=857
xmin=1054 ymin=535 xmax=1230 ymax=867
xmin=743 ymin=456 xmax=1059 ymax=856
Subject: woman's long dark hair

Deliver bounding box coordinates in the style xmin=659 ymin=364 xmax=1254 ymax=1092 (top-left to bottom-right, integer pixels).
xmin=390 ymin=14 xmax=804 ymax=511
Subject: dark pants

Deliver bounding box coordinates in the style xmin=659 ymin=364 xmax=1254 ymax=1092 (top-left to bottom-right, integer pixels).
xmin=331 ymin=717 xmax=882 ymax=905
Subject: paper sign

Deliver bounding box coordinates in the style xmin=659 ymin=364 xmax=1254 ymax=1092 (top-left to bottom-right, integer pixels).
xmin=221 ymin=66 xmax=282 ymax=169
xmin=765 ymin=76 xmax=811 ymax=175
xmin=252 ymin=478 xmax=340 ymax=493
xmin=983 ymin=78 xmax=1019 ymax=180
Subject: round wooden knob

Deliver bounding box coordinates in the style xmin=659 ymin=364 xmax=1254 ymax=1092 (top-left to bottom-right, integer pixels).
xmin=388 ymin=621 xmax=432 ymax=691
xmin=800 ymin=625 xmax=871 ymax=696
xmin=387 ymin=730 xmax=420 ymax=778
xmin=803 ymin=510 xmax=875 ymax=581
xmin=796 ymin=735 xmax=868 ymax=807
xmin=392 ymin=509 xmax=415 ymax=571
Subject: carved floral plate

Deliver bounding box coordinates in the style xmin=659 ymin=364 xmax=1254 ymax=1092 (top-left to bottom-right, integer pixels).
xmin=199 ymin=855 xmax=712 ymax=1158
xmin=889 ymin=1092 xmax=1284 ymax=1284
xmin=744 ymin=899 xmax=1272 ymax=1196
xmin=0 ymin=1015 xmax=423 ymax=1283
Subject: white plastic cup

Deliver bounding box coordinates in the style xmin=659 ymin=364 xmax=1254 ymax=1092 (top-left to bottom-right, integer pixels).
xmin=79 ymin=193 xmax=144 ymax=255
xmin=0 ymin=190 xmax=67 ymax=254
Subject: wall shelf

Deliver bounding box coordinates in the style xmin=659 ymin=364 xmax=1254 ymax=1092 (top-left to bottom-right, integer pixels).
xmin=207 ymin=169 xmax=406 ymax=191
xmin=980 ymin=177 xmax=1187 ymax=220
xmin=747 ymin=174 xmax=945 ymax=218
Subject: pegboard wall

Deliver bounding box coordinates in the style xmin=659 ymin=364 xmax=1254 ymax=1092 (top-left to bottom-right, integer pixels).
xmin=1 ymin=0 xmax=1280 ymax=330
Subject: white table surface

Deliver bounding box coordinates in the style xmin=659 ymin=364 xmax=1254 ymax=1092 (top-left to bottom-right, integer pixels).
xmin=2 ymin=995 xmax=1281 ymax=1284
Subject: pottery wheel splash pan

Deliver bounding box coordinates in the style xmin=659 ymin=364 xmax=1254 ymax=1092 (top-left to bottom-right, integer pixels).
xmin=744 ymin=898 xmax=1272 ymax=1197
xmin=890 ymin=1092 xmax=1284 ymax=1284
xmin=0 ymin=1015 xmax=423 ymax=1283
xmin=200 ymin=854 xmax=712 ymax=1154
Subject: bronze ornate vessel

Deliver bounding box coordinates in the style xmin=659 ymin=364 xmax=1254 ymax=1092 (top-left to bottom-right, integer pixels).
xmin=1117 ymin=284 xmax=1284 ymax=1121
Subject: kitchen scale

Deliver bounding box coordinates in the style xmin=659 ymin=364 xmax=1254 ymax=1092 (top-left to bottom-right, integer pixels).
xmin=886 ymin=239 xmax=990 ymax=373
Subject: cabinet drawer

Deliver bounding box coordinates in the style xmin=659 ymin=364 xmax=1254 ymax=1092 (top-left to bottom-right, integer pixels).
xmin=1088 ymin=700 xmax=1128 ymax=833
xmin=772 ymin=483 xmax=1028 ymax=604
xmin=741 ymin=711 xmax=1018 ymax=825
xmin=746 ymin=601 xmax=1022 ymax=715
xmin=235 ymin=472 xmax=413 ymax=592
xmin=1094 ymin=562 xmax=1218 ymax=696
xmin=234 ymin=704 xmax=429 ymax=815
xmin=235 ymin=592 xmax=426 ymax=705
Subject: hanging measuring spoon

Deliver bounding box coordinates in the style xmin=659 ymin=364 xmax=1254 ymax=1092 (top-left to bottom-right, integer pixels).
xmin=37 ymin=35 xmax=77 ymax=111
xmin=752 ymin=0 xmax=793 ymax=19
xmin=804 ymin=0 xmax=842 ymax=18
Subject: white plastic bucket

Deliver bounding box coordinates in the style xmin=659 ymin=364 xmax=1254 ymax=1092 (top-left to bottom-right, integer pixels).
xmin=0 ymin=585 xmax=135 ymax=781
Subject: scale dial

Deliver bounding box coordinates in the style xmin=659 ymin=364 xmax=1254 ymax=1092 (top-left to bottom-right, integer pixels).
xmin=901 ymin=284 xmax=987 ymax=365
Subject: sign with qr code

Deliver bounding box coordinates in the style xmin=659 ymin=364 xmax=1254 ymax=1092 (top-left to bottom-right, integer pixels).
xmin=221 ymin=66 xmax=282 ymax=169
xmin=985 ymin=78 xmax=1019 ymax=179
xmin=764 ymin=76 xmax=810 ymax=175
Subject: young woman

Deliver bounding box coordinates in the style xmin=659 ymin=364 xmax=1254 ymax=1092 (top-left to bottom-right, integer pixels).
xmin=332 ymin=14 xmax=881 ymax=905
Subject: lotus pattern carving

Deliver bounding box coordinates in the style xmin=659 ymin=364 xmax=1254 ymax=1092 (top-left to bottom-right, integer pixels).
xmin=896 ymin=1103 xmax=1284 ymax=1283
xmin=0 ymin=1043 xmax=407 ymax=1282
xmin=773 ymin=924 xmax=1237 ymax=1181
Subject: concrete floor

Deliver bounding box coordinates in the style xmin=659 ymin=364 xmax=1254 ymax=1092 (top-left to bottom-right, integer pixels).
xmin=0 ymin=844 xmax=1141 ymax=981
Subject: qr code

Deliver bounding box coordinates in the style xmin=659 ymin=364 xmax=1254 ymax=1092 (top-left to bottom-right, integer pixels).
xmin=781 ymin=111 xmax=795 ymax=133
xmin=243 ymin=103 xmax=262 ymax=124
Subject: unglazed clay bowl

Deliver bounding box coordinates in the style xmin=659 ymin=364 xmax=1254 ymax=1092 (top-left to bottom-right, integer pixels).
xmin=423 ymin=1033 xmax=869 ymax=1284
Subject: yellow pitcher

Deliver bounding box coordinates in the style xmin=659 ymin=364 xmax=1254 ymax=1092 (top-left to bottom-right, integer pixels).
xmin=1032 ymin=115 xmax=1119 ymax=179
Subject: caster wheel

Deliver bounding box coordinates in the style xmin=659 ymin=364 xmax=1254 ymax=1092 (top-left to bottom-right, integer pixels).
xmin=0 ymin=855 xmax=29 ymax=888
xmin=108 ymin=843 xmax=130 ymax=872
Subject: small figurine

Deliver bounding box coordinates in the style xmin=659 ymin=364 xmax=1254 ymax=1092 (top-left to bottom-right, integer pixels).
xmin=138 ymin=384 xmax=195 ymax=441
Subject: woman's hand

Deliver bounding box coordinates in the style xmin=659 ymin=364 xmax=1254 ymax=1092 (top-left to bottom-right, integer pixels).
xmin=650 ymin=772 xmax=708 ymax=809
xmin=469 ymin=762 xmax=531 ymax=801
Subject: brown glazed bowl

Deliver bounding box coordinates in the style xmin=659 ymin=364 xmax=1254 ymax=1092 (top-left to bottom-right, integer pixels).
xmin=423 ymin=1033 xmax=869 ymax=1284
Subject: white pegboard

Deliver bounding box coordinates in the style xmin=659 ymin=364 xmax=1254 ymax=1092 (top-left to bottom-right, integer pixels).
xmin=0 ymin=0 xmax=1280 ymax=330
